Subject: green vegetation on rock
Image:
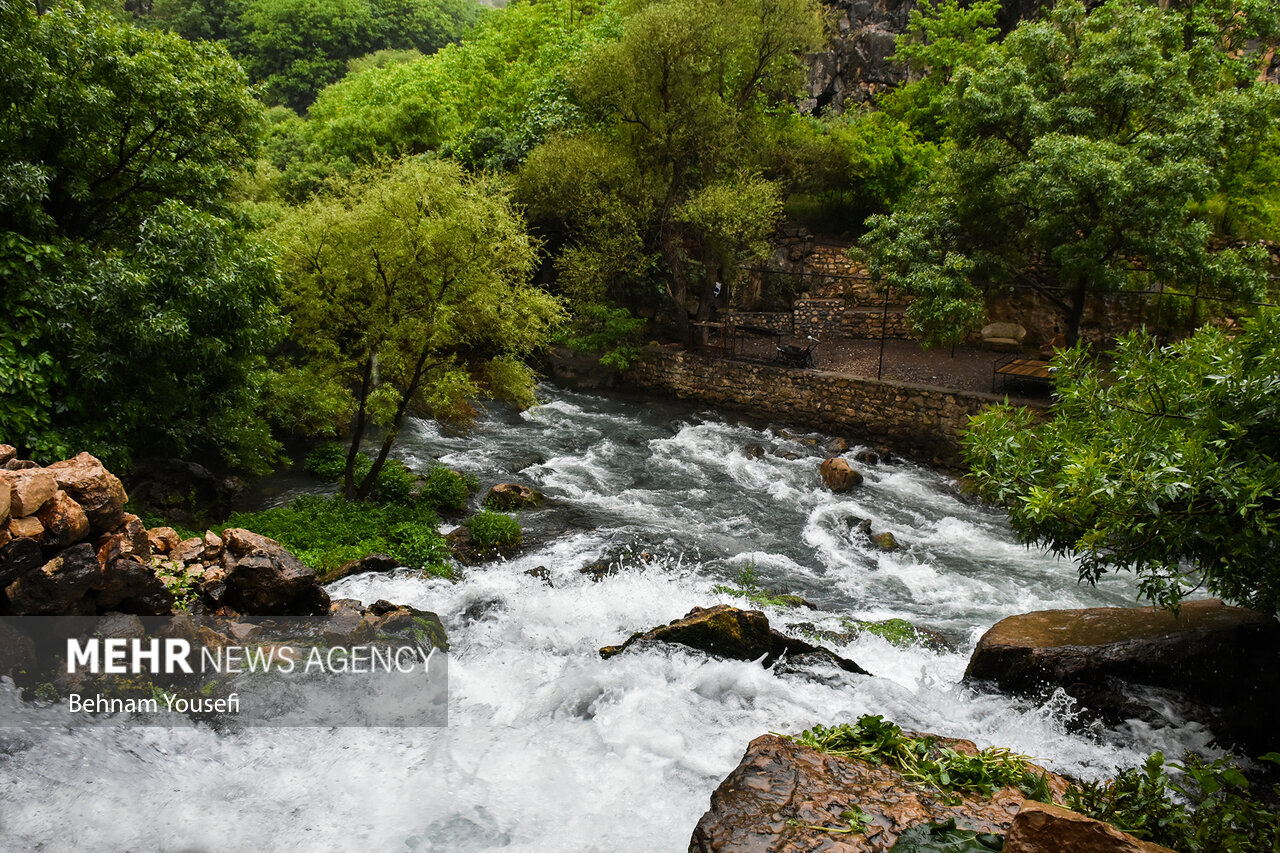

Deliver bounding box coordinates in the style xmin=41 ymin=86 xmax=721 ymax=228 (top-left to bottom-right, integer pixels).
xmin=227 ymin=495 xmax=452 ymax=580
xmin=791 ymin=715 xmax=1053 ymax=801
xmin=464 ymin=509 xmax=521 ymax=549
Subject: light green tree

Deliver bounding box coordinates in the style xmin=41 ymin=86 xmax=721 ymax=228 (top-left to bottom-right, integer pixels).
xmin=270 ymin=157 xmax=565 ymax=499
xmin=964 ymin=311 xmax=1280 ymax=615
xmin=525 ymin=0 xmax=822 ymax=344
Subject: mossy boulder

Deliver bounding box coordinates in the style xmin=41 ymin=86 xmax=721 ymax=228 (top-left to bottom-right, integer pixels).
xmin=600 ymin=604 xmax=868 ymax=675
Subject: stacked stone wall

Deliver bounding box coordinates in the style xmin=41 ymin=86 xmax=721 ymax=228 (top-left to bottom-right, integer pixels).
xmin=794 ymin=299 xmax=846 ymax=340
xmin=628 ymin=347 xmax=1037 ymax=466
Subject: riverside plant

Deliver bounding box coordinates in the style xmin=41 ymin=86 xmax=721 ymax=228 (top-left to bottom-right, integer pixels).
xmin=788 ymin=715 xmax=1054 ymax=802
xmin=713 ymin=564 xmax=810 ymax=609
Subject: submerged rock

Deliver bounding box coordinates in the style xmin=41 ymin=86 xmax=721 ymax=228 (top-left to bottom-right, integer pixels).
xmin=600 ymin=604 xmax=868 ymax=675
xmin=689 ymin=733 xmax=1068 ymax=852
xmin=965 ymin=599 xmax=1280 ymax=755
xmin=484 ymin=483 xmax=542 ymax=511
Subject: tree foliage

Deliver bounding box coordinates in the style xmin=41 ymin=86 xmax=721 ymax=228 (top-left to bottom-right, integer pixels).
xmin=269 ymin=157 xmax=564 ymax=499
xmin=0 ymin=0 xmax=282 ymax=470
xmin=964 ymin=312 xmax=1280 ymax=614
xmin=861 ymin=0 xmax=1279 ymax=347
xmin=522 ymin=0 xmax=822 ymax=341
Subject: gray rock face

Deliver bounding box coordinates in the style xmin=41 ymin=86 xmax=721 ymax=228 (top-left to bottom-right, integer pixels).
xmin=803 ymin=0 xmax=917 ymax=114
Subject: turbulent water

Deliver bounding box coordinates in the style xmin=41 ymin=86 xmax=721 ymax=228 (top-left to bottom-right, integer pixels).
xmin=0 ymin=387 xmax=1215 ymax=852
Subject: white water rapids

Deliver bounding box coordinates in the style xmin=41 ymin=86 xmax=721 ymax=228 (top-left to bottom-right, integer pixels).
xmin=0 ymin=387 xmax=1215 ymax=852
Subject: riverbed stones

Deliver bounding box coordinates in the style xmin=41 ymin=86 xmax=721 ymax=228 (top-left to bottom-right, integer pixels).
xmin=484 ymin=483 xmax=541 ymax=510
xmin=0 ymin=468 xmax=57 ymax=518
xmin=965 ymin=599 xmax=1280 ymax=754
xmin=820 ymin=456 xmax=863 ymax=491
xmin=689 ymin=733 xmax=1069 ymax=852
xmin=1004 ymin=802 xmax=1177 ymax=853
xmin=600 ymin=604 xmax=868 ymax=675
xmin=332 ymin=553 xmax=401 ymax=581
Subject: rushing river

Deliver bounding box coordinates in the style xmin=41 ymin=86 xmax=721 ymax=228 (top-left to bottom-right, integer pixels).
xmin=0 ymin=386 xmax=1214 ymax=852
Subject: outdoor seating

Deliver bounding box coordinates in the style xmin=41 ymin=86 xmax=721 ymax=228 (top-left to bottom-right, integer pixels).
xmin=980 ymin=322 xmax=1027 ymax=352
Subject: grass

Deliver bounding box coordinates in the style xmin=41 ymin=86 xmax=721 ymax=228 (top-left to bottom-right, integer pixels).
xmin=464 ymin=509 xmax=521 ymax=549
xmin=713 ymin=564 xmax=810 ymax=609
xmin=225 ymin=496 xmax=452 ymax=581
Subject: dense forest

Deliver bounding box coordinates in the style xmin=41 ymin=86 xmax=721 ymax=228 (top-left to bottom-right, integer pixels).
xmin=2 ymin=0 xmax=1277 ymax=491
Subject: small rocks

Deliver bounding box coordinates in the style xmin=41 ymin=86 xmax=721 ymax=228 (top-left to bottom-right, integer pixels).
xmin=741 ymin=443 xmax=765 ymax=459
xmin=823 ymin=437 xmax=849 ymax=454
xmin=820 ymin=457 xmax=863 ymax=491
xmin=853 ymin=449 xmax=880 ymax=465
xmin=524 ymin=566 xmax=553 ymax=586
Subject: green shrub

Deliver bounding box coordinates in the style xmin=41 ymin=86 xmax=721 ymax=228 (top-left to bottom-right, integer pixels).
xmin=464 ymin=510 xmax=521 ymax=549
xmin=372 ymin=459 xmax=415 ymax=504
xmin=419 ymin=466 xmax=469 ymax=512
xmin=1064 ymin=751 xmax=1280 ymax=853
xmin=305 ymin=443 xmax=348 ymax=480
xmin=225 ymin=496 xmax=452 ymax=580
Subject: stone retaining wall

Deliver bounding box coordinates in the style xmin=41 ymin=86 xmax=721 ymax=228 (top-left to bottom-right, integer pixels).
xmin=843 ymin=308 xmax=913 ymax=339
xmin=628 ymin=347 xmax=1033 ymax=465
xmin=794 ymin=298 xmax=845 ymax=340
xmin=720 ymin=311 xmax=793 ymax=334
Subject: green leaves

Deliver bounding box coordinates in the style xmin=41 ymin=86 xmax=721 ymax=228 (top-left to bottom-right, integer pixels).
xmin=861 ymin=0 xmax=1276 ymax=346
xmin=964 ymin=312 xmax=1280 ymax=613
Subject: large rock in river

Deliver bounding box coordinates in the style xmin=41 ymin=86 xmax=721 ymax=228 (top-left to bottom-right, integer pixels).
xmin=689 ymin=733 xmax=1069 ymax=852
xmin=965 ymin=600 xmax=1280 ymax=755
xmin=820 ymin=457 xmax=863 ymax=492
xmin=601 ymin=604 xmax=868 ymax=675
xmin=1004 ymin=801 xmax=1176 ymax=853
xmin=216 ymin=528 xmax=330 ymax=615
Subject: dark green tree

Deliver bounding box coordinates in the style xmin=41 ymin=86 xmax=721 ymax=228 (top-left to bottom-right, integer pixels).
xmin=0 ymin=1 xmax=282 ymax=469
xmin=861 ymin=0 xmax=1279 ymax=347
xmin=964 ymin=312 xmax=1280 ymax=615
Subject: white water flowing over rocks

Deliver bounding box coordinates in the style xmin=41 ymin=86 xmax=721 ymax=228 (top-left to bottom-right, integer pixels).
xmin=0 ymin=387 xmax=1215 ymax=852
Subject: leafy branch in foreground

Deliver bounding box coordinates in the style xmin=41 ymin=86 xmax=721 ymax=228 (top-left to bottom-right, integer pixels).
xmin=964 ymin=311 xmax=1280 ymax=613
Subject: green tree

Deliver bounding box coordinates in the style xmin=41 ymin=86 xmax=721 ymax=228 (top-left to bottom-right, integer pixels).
xmin=860 ymin=0 xmax=1278 ymax=347
xmin=964 ymin=312 xmax=1280 ymax=615
xmin=0 ymin=1 xmax=282 ymax=469
xmin=528 ymin=0 xmax=822 ymax=344
xmin=270 ymin=157 xmax=564 ymax=499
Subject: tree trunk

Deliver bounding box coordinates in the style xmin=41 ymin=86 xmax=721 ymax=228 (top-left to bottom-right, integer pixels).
xmin=354 ymin=346 xmax=433 ymax=501
xmin=661 ymin=230 xmax=692 ymax=348
xmin=695 ymin=239 xmax=721 ymax=323
xmin=1064 ymin=276 xmax=1089 ymax=346
xmin=343 ymin=352 xmax=376 ymax=500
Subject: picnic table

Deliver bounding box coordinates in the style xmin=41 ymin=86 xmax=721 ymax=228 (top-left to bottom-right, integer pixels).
xmin=992 ymin=354 xmax=1053 ymax=393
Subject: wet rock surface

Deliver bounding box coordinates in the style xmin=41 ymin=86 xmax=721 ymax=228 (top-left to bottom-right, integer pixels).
xmin=965 ymin=600 xmax=1280 ymax=755
xmin=689 ymin=733 xmax=1068 ymax=852
xmin=1004 ymin=802 xmax=1177 ymax=853
xmin=601 ymin=604 xmax=868 ymax=675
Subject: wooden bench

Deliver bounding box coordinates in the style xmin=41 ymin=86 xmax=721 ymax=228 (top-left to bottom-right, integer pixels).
xmin=993 ymin=355 xmax=1053 ymax=393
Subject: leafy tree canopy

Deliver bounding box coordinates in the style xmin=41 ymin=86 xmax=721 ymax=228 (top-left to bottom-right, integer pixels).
xmin=521 ymin=0 xmax=823 ymax=342
xmin=269 ymin=156 xmax=564 ymax=499
xmin=861 ymin=0 xmax=1279 ymax=348
xmin=0 ymin=0 xmax=282 ymax=470
xmin=964 ymin=312 xmax=1280 ymax=615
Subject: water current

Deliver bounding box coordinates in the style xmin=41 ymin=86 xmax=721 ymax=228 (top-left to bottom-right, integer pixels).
xmin=0 ymin=386 xmax=1215 ymax=852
